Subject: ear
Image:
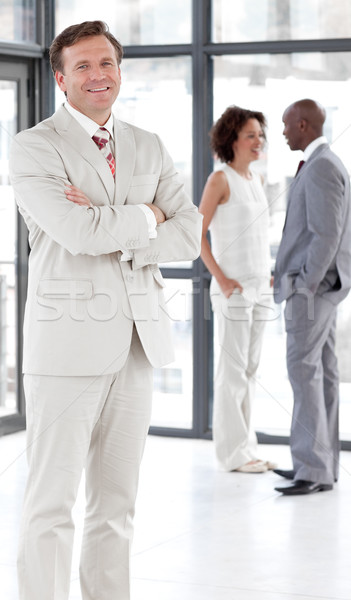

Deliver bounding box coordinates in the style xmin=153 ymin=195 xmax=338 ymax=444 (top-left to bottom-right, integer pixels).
xmin=55 ymin=71 xmax=67 ymax=93
xmin=299 ymin=118 xmax=308 ymax=132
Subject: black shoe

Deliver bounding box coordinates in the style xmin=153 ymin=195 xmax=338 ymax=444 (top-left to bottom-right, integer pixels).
xmin=273 ymin=469 xmax=295 ymax=480
xmin=275 ymin=480 xmax=333 ymax=496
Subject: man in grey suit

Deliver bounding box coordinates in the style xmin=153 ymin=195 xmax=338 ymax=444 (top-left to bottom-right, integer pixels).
xmin=273 ymin=99 xmax=351 ymax=496
xmin=10 ymin=21 xmax=202 ymax=599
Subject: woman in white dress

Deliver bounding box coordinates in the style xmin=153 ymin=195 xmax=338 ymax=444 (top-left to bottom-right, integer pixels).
xmin=199 ymin=105 xmax=275 ymax=473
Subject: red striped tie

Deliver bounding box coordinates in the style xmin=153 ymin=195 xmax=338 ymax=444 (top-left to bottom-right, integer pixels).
xmin=92 ymin=127 xmax=116 ymax=178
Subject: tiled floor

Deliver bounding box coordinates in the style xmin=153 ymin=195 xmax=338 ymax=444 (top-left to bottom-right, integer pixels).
xmin=1 ymin=431 xmax=351 ymax=600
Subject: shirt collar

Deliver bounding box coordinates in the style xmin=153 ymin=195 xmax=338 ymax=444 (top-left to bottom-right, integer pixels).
xmin=303 ymin=136 xmax=327 ymax=161
xmin=64 ymin=101 xmax=114 ymax=140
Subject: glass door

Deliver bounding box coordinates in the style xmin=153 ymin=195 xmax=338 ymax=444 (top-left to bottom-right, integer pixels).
xmin=0 ymin=60 xmax=30 ymax=435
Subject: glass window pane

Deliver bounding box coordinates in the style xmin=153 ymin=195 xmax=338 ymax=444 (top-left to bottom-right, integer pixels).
xmin=213 ymin=52 xmax=351 ymax=245
xmin=0 ymin=0 xmax=36 ymax=43
xmin=55 ymin=0 xmax=191 ymax=45
xmin=151 ymin=279 xmax=193 ymax=429
xmin=212 ymin=51 xmax=351 ymax=441
xmin=212 ymin=0 xmax=351 ymax=42
xmin=0 ymin=81 xmax=17 ymax=417
xmin=116 ymin=57 xmax=193 ymax=269
xmin=336 ymin=299 xmax=351 ymax=441
xmin=254 ymin=302 xmax=351 ymax=443
xmin=117 ymin=57 xmax=192 ymax=199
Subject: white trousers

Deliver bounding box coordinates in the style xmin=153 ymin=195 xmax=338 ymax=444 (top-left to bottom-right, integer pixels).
xmin=18 ymin=328 xmax=153 ymax=600
xmin=211 ymin=278 xmax=272 ymax=471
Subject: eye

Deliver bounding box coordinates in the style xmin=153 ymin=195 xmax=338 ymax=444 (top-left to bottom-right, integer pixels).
xmin=77 ymin=64 xmax=88 ymax=70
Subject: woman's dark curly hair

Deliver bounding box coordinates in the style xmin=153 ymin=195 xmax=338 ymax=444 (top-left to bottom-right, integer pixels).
xmin=210 ymin=105 xmax=267 ymax=163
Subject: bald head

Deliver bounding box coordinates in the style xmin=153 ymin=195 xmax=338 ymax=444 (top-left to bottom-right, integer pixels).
xmin=287 ymin=99 xmax=326 ymax=134
xmin=282 ymin=99 xmax=326 ymax=151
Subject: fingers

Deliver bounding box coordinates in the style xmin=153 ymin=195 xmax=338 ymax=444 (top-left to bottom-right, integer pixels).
xmin=65 ymin=185 xmax=92 ymax=207
xmin=235 ymin=282 xmax=244 ymax=294
xmin=222 ymin=279 xmax=243 ymax=298
xmin=145 ymin=203 xmax=166 ymax=224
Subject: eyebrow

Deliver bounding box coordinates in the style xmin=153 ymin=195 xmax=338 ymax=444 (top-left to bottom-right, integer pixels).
xmin=73 ymin=56 xmax=117 ymax=68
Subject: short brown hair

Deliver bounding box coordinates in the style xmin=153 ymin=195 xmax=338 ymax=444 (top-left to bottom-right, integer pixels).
xmin=49 ymin=20 xmax=123 ymax=74
xmin=210 ymin=105 xmax=267 ymax=163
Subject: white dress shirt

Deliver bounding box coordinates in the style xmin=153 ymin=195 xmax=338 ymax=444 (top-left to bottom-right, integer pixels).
xmin=304 ymin=135 xmax=328 ymax=161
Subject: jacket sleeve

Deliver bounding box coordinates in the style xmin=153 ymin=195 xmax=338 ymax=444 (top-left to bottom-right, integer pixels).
xmin=294 ymin=157 xmax=347 ymax=294
xmin=9 ymin=129 xmax=150 ymax=256
xmin=132 ymin=134 xmax=203 ymax=268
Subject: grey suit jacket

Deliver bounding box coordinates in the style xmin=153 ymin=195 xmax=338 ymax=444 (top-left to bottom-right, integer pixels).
xmin=274 ymin=143 xmax=351 ymax=305
xmin=9 ymin=105 xmax=202 ymax=375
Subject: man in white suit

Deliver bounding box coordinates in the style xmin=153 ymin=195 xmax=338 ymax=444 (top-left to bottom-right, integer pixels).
xmin=273 ymin=99 xmax=351 ymax=496
xmin=10 ymin=21 xmax=202 ymax=599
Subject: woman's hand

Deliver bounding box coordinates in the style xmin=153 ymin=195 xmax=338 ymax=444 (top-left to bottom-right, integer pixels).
xmin=65 ymin=185 xmax=92 ymax=207
xmin=219 ymin=276 xmax=243 ymax=299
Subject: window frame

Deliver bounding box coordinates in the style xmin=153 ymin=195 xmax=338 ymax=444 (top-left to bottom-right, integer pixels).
xmin=1 ymin=0 xmax=351 ymax=449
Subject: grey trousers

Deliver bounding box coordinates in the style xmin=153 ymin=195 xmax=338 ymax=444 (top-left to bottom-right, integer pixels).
xmin=285 ymin=292 xmax=339 ymax=485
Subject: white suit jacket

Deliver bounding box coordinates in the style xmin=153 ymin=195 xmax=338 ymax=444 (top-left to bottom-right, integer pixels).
xmin=10 ymin=105 xmax=202 ymax=376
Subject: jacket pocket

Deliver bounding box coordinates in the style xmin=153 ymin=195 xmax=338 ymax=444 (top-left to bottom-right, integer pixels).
xmin=36 ymin=278 xmax=93 ymax=299
xmin=127 ymin=174 xmax=159 ymax=205
xmin=149 ymin=266 xmax=166 ymax=288
xmin=130 ymin=174 xmax=158 ymax=186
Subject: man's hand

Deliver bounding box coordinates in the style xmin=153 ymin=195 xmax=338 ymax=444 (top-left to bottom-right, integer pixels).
xmin=145 ymin=203 xmax=166 ymax=224
xmin=65 ymin=185 xmax=92 ymax=207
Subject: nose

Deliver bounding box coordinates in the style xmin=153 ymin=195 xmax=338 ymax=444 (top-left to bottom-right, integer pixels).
xmin=89 ymin=64 xmax=105 ymax=79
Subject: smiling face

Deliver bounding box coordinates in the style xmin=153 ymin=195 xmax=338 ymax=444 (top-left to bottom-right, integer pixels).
xmin=55 ymin=35 xmax=121 ymax=125
xmin=232 ymin=118 xmax=265 ymax=164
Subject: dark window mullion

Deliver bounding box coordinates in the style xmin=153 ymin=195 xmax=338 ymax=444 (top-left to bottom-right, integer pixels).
xmin=191 ymin=0 xmax=213 ymax=438
xmin=203 ymin=37 xmax=351 ymax=56
xmin=123 ymin=44 xmax=192 ymax=59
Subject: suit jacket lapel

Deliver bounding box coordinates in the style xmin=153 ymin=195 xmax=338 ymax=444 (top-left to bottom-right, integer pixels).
xmin=52 ymin=105 xmax=115 ymax=204
xmin=283 ymin=143 xmax=330 ymax=230
xmin=113 ymin=118 xmax=136 ymax=205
